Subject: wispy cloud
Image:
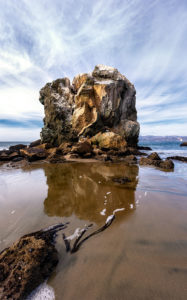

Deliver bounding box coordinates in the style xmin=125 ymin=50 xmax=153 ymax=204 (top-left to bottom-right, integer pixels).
xmin=0 ymin=0 xmax=187 ymax=140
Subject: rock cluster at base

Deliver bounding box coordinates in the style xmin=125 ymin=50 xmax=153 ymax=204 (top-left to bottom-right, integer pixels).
xmin=139 ymin=152 xmax=174 ymax=170
xmin=39 ymin=64 xmax=140 ymax=147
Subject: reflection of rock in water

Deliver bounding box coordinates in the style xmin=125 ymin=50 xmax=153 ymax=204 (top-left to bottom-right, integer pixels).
xmin=43 ymin=163 xmax=139 ymax=224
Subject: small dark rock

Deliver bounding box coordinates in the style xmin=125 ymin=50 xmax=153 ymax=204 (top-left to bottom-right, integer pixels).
xmin=71 ymin=141 xmax=93 ymax=156
xmin=127 ymin=147 xmax=147 ymax=156
xmin=48 ymin=154 xmax=66 ymax=164
xmin=112 ymin=177 xmax=132 ymax=184
xmin=180 ymin=142 xmax=187 ymax=147
xmin=12 ymin=156 xmax=24 ymax=162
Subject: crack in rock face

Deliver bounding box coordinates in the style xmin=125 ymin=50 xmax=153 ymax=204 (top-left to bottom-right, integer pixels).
xmin=39 ymin=65 xmax=140 ymax=147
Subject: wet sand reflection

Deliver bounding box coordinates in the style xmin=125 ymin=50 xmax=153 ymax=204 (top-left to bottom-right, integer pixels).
xmin=43 ymin=162 xmax=139 ymax=224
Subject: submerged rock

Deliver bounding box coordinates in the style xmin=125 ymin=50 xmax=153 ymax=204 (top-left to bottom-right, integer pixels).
xmin=39 ymin=65 xmax=139 ymax=147
xmin=112 ymin=177 xmax=132 ymax=184
xmin=139 ymin=152 xmax=174 ymax=170
xmin=167 ymin=156 xmax=187 ymax=163
xmin=137 ymin=146 xmax=152 ymax=150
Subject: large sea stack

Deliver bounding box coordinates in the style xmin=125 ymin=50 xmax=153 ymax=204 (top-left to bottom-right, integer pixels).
xmin=39 ymin=65 xmax=140 ymax=148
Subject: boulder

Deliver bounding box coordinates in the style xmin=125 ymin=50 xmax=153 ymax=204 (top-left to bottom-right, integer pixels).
xmin=90 ymin=132 xmax=127 ymax=150
xmin=39 ymin=65 xmax=140 ymax=147
xmin=148 ymin=152 xmax=161 ymax=160
xmin=71 ymin=140 xmax=93 ymax=156
xmin=20 ymin=147 xmax=47 ymax=162
xmin=159 ymin=159 xmax=174 ymax=169
xmin=0 ymin=150 xmax=19 ymax=161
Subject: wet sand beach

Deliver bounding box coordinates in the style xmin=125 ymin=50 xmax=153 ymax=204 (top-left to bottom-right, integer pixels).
xmin=0 ymin=162 xmax=187 ymax=300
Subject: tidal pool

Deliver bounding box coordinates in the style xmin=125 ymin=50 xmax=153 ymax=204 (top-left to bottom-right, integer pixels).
xmin=0 ymin=162 xmax=187 ymax=300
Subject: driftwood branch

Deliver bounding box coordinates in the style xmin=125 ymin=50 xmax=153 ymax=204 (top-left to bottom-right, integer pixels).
xmin=62 ymin=215 xmax=115 ymax=254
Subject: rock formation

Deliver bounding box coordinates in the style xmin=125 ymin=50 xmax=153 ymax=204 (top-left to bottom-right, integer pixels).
xmin=139 ymin=152 xmax=174 ymax=170
xmin=39 ymin=65 xmax=140 ymax=147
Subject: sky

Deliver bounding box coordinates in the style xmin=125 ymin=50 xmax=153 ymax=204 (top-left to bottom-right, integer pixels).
xmin=0 ymin=0 xmax=187 ymax=141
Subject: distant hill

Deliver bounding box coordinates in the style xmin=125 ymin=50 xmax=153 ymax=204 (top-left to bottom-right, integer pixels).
xmin=139 ymin=136 xmax=187 ymax=142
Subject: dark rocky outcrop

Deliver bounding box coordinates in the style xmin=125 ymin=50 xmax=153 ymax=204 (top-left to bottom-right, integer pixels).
xmin=180 ymin=142 xmax=187 ymax=146
xmin=0 ymin=224 xmax=67 ymax=300
xmin=29 ymin=139 xmax=41 ymax=148
xmin=9 ymin=144 xmax=27 ymax=152
xmin=167 ymin=156 xmax=187 ymax=163
xmin=137 ymin=146 xmax=152 ymax=150
xmin=20 ymin=147 xmax=47 ymax=162
xmin=39 ymin=65 xmax=140 ymax=147
xmin=139 ymin=152 xmax=174 ymax=170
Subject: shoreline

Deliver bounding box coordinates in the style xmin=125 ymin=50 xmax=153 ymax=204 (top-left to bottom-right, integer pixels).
xmin=0 ymin=159 xmax=187 ymax=299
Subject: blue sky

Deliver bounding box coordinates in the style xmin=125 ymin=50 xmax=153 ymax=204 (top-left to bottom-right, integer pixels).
xmin=0 ymin=0 xmax=187 ymax=141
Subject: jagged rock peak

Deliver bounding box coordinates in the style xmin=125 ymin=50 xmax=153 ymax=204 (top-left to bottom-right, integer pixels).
xmin=39 ymin=65 xmax=140 ymax=147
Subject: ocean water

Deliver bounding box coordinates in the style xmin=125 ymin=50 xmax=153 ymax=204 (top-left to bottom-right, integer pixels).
xmin=0 ymin=141 xmax=29 ymax=150
xmin=139 ymin=139 xmax=187 ymax=158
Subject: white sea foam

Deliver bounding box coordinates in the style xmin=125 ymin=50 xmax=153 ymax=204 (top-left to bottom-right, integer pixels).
xmin=100 ymin=208 xmax=106 ymax=216
xmin=105 ymin=215 xmax=114 ymax=224
xmin=106 ymin=192 xmax=111 ymax=195
xmin=65 ymin=228 xmax=81 ymax=240
xmin=105 ymin=207 xmax=124 ymax=224
xmin=27 ymin=282 xmax=55 ymax=300
xmin=113 ymin=208 xmax=125 ymax=214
